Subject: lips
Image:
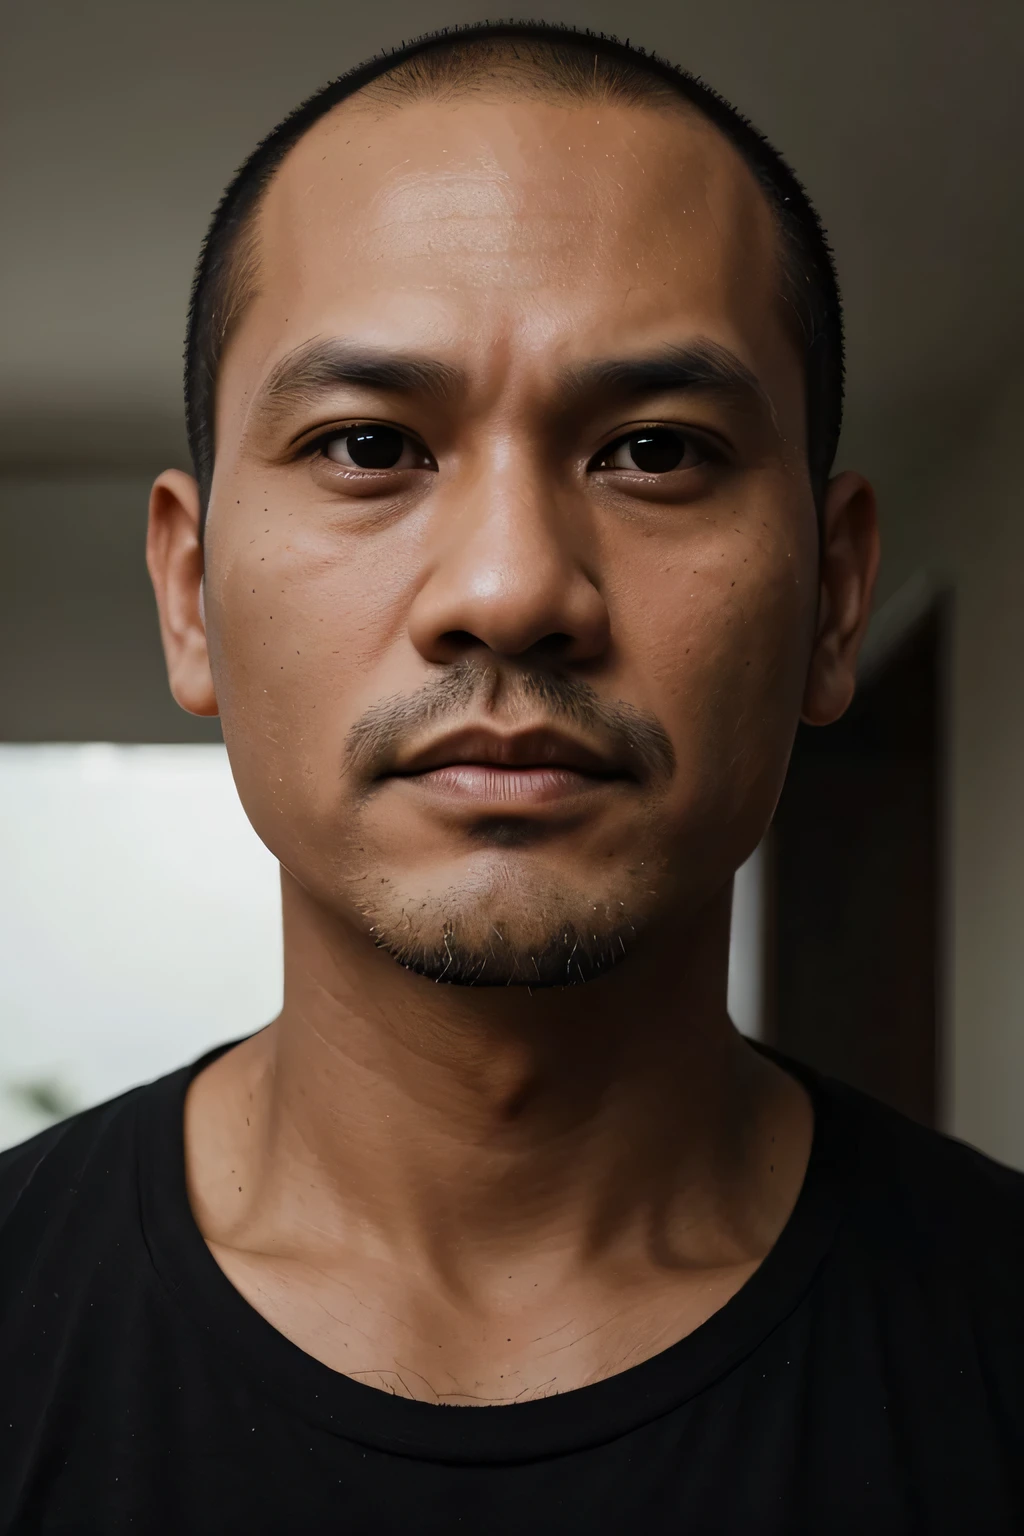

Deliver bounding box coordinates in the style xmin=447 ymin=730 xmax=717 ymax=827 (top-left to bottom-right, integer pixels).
xmin=382 ymin=725 xmax=631 ymax=809
xmin=386 ymin=725 xmax=629 ymax=781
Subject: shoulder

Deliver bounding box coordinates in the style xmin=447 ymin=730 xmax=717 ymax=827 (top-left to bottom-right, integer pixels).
xmin=0 ymin=1083 xmax=148 ymax=1239
xmin=0 ymin=1040 xmax=242 ymax=1270
xmin=810 ymin=1066 xmax=1024 ymax=1284
xmin=0 ymin=1055 xmax=202 ymax=1283
xmin=826 ymin=1071 xmax=1024 ymax=1201
xmin=757 ymin=1038 xmax=1024 ymax=1228
xmin=804 ymin=1068 xmax=1024 ymax=1439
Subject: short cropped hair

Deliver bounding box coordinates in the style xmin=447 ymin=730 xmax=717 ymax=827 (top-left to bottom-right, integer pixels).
xmin=184 ymin=22 xmax=844 ymax=526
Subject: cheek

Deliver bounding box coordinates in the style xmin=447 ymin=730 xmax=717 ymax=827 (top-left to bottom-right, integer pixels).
xmin=211 ymin=526 xmax=404 ymax=695
xmin=621 ymin=537 xmax=816 ymax=801
xmin=204 ymin=532 xmax=414 ymax=839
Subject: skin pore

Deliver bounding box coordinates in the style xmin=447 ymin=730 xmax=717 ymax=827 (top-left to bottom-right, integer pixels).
xmin=147 ymin=89 xmax=878 ymax=1404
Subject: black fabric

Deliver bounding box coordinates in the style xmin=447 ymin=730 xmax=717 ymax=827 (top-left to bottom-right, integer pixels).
xmin=1 ymin=1037 xmax=1022 ymax=1534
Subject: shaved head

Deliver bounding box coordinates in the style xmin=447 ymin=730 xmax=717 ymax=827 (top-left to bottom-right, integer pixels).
xmin=185 ymin=24 xmax=843 ymax=526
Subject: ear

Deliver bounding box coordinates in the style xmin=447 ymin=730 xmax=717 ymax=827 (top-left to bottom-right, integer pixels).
xmin=146 ymin=469 xmax=219 ymax=717
xmin=801 ymin=470 xmax=880 ymax=726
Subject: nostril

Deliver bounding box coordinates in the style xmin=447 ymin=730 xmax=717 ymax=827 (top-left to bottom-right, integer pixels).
xmin=434 ymin=630 xmax=574 ymax=662
xmin=531 ymin=633 xmax=574 ymax=660
xmin=437 ymin=630 xmax=489 ymax=657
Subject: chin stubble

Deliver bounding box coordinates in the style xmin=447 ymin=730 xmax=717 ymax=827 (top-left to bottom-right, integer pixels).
xmin=366 ymin=909 xmax=640 ymax=988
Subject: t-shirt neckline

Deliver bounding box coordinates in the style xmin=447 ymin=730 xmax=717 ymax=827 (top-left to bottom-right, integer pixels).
xmin=138 ymin=1035 xmax=850 ymax=1465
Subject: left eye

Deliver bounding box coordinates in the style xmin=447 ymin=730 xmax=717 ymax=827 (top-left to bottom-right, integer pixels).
xmin=323 ymin=425 xmax=430 ymax=470
xmin=594 ymin=428 xmax=703 ymax=474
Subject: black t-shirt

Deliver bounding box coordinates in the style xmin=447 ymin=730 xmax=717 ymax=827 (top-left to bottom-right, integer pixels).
xmin=1 ymin=1038 xmax=1022 ymax=1535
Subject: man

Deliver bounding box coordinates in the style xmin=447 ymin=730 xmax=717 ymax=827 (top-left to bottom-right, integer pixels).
xmin=1 ymin=21 xmax=1021 ymax=1533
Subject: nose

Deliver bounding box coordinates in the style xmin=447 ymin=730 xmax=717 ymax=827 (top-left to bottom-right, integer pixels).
xmin=407 ymin=453 xmax=611 ymax=668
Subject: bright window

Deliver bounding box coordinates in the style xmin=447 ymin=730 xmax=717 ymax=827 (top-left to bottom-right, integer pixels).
xmin=0 ymin=744 xmax=282 ymax=1149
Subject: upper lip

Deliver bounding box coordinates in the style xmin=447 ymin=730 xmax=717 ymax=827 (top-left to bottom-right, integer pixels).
xmin=387 ymin=725 xmax=631 ymax=779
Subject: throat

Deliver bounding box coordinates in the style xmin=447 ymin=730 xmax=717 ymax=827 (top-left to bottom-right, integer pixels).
xmin=183 ymin=1023 xmax=812 ymax=1406
xmin=202 ymin=1233 xmax=763 ymax=1405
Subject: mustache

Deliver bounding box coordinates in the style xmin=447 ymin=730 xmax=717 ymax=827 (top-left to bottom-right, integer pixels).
xmin=344 ymin=660 xmax=676 ymax=783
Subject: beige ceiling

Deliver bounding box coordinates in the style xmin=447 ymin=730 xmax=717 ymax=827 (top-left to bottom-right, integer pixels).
xmin=2 ymin=0 xmax=1022 ymax=478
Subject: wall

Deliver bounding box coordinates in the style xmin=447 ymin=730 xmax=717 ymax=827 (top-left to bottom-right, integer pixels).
xmin=857 ymin=371 xmax=1024 ymax=1167
xmin=0 ymin=477 xmax=217 ymax=743
xmin=943 ymin=375 xmax=1024 ymax=1167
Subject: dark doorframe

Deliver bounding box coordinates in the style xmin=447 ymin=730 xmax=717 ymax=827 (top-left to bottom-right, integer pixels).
xmin=766 ymin=590 xmax=949 ymax=1126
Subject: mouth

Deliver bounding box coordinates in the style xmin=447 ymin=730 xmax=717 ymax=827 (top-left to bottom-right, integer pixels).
xmin=382 ymin=725 xmax=633 ymax=809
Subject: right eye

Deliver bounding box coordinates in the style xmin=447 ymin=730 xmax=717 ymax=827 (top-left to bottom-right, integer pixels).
xmin=591 ymin=427 xmax=708 ymax=475
xmin=321 ymin=425 xmax=433 ymax=471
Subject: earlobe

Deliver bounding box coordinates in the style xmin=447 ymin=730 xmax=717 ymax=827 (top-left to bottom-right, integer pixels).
xmin=146 ymin=470 xmax=220 ymax=718
xmin=801 ymin=470 xmax=880 ymax=727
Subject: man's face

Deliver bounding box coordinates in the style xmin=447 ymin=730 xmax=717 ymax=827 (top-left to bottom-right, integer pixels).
xmin=180 ymin=96 xmax=846 ymax=985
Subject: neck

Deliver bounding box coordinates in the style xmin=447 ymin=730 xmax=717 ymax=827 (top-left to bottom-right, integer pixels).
xmin=187 ymin=872 xmax=806 ymax=1287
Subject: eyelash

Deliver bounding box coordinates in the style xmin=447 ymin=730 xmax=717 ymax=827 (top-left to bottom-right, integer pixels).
xmin=301 ymin=423 xmax=725 ymax=473
xmin=587 ymin=427 xmax=723 ymax=473
xmin=304 ymin=425 xmax=433 ymax=469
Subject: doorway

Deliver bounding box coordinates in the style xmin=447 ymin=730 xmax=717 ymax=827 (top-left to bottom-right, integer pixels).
xmin=766 ymin=594 xmax=948 ymax=1127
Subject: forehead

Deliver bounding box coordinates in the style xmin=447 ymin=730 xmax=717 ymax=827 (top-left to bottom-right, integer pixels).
xmin=221 ymin=94 xmax=794 ymax=418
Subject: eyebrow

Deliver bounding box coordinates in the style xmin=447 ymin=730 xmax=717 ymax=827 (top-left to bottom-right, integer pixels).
xmin=249 ymin=334 xmax=771 ymax=435
xmin=560 ymin=340 xmax=773 ymax=415
xmin=252 ymin=338 xmax=464 ymax=426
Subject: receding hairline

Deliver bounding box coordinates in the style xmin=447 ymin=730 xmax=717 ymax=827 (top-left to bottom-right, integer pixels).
xmin=354 ymin=33 xmax=684 ymax=111
xmin=187 ymin=23 xmax=844 ymax=521
xmin=214 ymin=64 xmax=777 ymax=390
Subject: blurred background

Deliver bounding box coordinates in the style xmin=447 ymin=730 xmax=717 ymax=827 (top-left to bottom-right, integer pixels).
xmin=2 ymin=0 xmax=1022 ymax=1162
